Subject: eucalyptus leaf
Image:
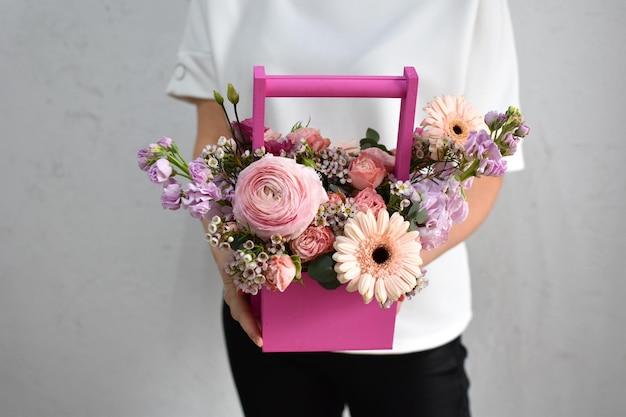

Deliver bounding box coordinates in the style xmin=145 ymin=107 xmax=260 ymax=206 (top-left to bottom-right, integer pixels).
xmin=359 ymin=138 xmax=379 ymax=149
xmin=307 ymin=253 xmax=341 ymax=289
xmin=317 ymin=279 xmax=342 ymax=290
xmin=415 ymin=208 xmax=428 ymax=225
xmin=365 ymin=128 xmax=380 ymax=141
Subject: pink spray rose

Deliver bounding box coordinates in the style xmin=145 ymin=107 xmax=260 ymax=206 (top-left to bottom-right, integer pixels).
xmin=348 ymin=153 xmax=387 ymax=190
xmin=326 ymin=192 xmax=346 ymax=206
xmin=286 ymin=127 xmax=331 ymax=152
xmin=289 ymin=226 xmax=335 ymax=262
xmin=232 ymin=155 xmax=328 ymax=240
xmin=353 ymin=187 xmax=386 ymax=216
xmin=359 ymin=147 xmax=395 ymax=172
xmin=265 ymin=254 xmax=297 ymax=292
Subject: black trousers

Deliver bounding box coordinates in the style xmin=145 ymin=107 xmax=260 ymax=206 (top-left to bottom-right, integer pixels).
xmin=222 ymin=302 xmax=471 ymax=417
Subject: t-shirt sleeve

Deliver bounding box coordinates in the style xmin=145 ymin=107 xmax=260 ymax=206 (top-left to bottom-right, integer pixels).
xmin=165 ymin=0 xmax=218 ymax=103
xmin=466 ymin=0 xmax=525 ymax=172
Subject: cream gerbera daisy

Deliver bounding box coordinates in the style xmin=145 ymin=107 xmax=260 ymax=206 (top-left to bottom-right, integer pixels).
xmin=332 ymin=209 xmax=423 ymax=305
xmin=420 ymin=95 xmax=487 ymax=157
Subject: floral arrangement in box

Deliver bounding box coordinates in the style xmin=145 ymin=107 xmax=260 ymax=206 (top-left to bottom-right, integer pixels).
xmin=138 ymin=85 xmax=529 ymax=308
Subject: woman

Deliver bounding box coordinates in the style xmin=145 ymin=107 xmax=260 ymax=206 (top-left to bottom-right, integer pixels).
xmin=166 ymin=1 xmax=524 ymax=415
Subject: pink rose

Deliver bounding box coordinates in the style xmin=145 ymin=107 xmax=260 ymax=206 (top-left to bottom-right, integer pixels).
xmin=265 ymin=254 xmax=297 ymax=292
xmin=287 ymin=127 xmax=331 ymax=152
xmin=326 ymin=192 xmax=345 ymax=206
xmin=348 ymin=153 xmax=387 ymax=190
xmin=289 ymin=226 xmax=335 ymax=262
xmin=359 ymin=147 xmax=395 ymax=172
xmin=232 ymin=155 xmax=328 ymax=240
xmin=353 ymin=188 xmax=386 ymax=215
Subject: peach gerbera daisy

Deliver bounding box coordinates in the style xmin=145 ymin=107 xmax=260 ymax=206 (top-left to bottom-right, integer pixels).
xmin=332 ymin=209 xmax=423 ymax=305
xmin=420 ymin=95 xmax=487 ymax=158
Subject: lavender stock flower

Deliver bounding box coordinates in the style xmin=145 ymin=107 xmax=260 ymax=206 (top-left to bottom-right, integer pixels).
xmin=464 ymin=130 xmax=507 ymax=176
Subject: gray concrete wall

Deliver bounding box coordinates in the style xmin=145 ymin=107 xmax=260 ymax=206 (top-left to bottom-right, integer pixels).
xmin=1 ymin=1 xmax=624 ymax=416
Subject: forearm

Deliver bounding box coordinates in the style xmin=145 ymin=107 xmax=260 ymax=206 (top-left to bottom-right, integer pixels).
xmin=192 ymin=98 xmax=234 ymax=267
xmin=420 ymin=175 xmax=504 ymax=266
xmin=192 ymin=98 xmax=232 ymax=158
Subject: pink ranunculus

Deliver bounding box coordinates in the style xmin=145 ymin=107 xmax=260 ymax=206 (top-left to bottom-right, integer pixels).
xmin=348 ymin=153 xmax=387 ymax=190
xmin=353 ymin=187 xmax=386 ymax=216
xmin=359 ymin=147 xmax=395 ymax=172
xmin=286 ymin=127 xmax=331 ymax=151
xmin=289 ymin=226 xmax=335 ymax=262
xmin=265 ymin=254 xmax=297 ymax=292
xmin=232 ymin=155 xmax=328 ymax=240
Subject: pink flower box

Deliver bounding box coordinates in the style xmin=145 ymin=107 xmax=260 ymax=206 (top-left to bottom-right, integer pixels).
xmin=251 ymin=273 xmax=398 ymax=352
xmin=249 ymin=66 xmax=419 ymax=352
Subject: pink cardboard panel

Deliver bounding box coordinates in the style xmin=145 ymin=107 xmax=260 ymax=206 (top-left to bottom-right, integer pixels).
xmin=251 ymin=274 xmax=397 ymax=352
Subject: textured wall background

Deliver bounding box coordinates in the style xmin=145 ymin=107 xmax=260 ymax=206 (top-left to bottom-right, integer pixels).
xmin=1 ymin=1 xmax=624 ymax=416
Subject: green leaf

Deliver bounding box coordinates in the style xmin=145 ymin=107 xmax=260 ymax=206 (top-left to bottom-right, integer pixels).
xmin=306 ymin=253 xmax=341 ymax=289
xmin=365 ymin=128 xmax=380 ymax=141
xmin=300 ymin=157 xmax=317 ymax=170
xmin=317 ymin=279 xmax=342 ymax=290
xmin=406 ymin=203 xmax=428 ymax=225
xmin=359 ymin=138 xmax=379 ymax=149
xmin=415 ymin=209 xmax=428 ymax=225
xmin=291 ymin=255 xmax=303 ymax=279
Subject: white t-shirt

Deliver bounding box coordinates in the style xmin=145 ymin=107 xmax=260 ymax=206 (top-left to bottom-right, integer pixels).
xmin=166 ymin=0 xmax=524 ymax=353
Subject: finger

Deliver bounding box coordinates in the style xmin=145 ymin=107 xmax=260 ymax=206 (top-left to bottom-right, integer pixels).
xmin=224 ymin=290 xmax=263 ymax=348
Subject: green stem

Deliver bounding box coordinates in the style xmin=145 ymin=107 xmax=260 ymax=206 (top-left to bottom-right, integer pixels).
xmin=458 ymin=159 xmax=480 ymax=182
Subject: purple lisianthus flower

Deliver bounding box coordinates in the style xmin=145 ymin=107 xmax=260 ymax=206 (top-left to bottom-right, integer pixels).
xmin=188 ymin=157 xmax=212 ymax=182
xmin=157 ymin=136 xmax=173 ymax=149
xmin=181 ymin=181 xmax=222 ymax=220
xmin=148 ymin=158 xmax=173 ymax=183
xmin=137 ymin=148 xmax=152 ymax=171
xmin=231 ymin=118 xmax=254 ymax=144
xmin=137 ymin=144 xmax=159 ymax=171
xmin=161 ymin=178 xmax=182 ymax=210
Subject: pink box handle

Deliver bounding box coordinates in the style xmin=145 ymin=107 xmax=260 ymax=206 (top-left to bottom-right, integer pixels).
xmin=252 ymin=66 xmax=419 ymax=180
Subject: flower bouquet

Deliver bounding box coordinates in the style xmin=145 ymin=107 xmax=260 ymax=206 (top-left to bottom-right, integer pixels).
xmin=138 ymin=67 xmax=529 ymax=351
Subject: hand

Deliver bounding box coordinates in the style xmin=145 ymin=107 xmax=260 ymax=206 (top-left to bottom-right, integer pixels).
xmin=193 ymin=99 xmax=264 ymax=348
xmin=220 ymin=256 xmax=264 ymax=348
